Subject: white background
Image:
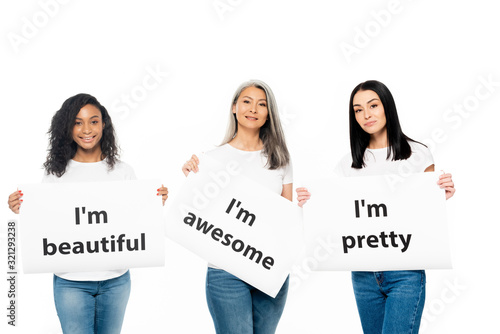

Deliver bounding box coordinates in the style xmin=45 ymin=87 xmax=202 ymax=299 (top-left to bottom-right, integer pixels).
xmin=1 ymin=0 xmax=498 ymax=333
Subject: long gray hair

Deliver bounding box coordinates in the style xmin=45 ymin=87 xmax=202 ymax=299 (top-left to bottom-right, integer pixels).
xmin=221 ymin=79 xmax=290 ymax=170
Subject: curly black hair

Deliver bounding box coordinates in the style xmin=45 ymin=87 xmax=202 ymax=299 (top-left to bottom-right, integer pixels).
xmin=43 ymin=93 xmax=119 ymax=177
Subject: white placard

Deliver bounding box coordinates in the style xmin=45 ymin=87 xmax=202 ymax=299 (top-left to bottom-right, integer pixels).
xmin=19 ymin=179 xmax=165 ymax=273
xmin=164 ymin=154 xmax=303 ymax=297
xmin=303 ymin=172 xmax=452 ymax=271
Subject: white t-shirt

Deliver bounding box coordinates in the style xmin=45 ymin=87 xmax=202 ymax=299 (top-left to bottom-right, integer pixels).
xmin=335 ymin=141 xmax=434 ymax=177
xmin=204 ymin=143 xmax=293 ymax=269
xmin=42 ymin=159 xmax=137 ymax=281
xmin=204 ymin=143 xmax=293 ymax=195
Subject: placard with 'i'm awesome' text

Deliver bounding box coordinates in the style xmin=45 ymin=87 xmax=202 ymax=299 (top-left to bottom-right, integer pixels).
xmin=164 ymin=154 xmax=303 ymax=298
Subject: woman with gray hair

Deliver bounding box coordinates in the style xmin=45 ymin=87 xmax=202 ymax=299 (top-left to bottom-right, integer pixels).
xmin=182 ymin=79 xmax=294 ymax=334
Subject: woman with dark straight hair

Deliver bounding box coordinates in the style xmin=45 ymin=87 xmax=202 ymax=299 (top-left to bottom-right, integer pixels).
xmin=348 ymin=80 xmax=420 ymax=169
xmin=182 ymin=79 xmax=295 ymax=334
xmin=7 ymin=93 xmax=168 ymax=333
xmin=297 ymin=80 xmax=455 ymax=333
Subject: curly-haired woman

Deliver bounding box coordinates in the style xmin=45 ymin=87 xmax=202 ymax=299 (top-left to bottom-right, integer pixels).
xmin=7 ymin=93 xmax=168 ymax=333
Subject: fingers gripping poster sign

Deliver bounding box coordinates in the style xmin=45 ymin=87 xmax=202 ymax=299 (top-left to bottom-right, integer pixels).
xmin=19 ymin=180 xmax=165 ymax=273
xmin=164 ymin=154 xmax=304 ymax=297
xmin=303 ymin=172 xmax=452 ymax=271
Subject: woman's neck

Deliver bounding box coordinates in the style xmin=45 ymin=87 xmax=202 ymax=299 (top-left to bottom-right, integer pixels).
xmin=229 ymin=129 xmax=263 ymax=151
xmin=368 ymin=129 xmax=388 ymax=149
xmin=72 ymin=147 xmax=103 ymax=163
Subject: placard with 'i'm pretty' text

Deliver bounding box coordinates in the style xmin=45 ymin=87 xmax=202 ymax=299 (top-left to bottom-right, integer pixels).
xmin=303 ymin=172 xmax=452 ymax=271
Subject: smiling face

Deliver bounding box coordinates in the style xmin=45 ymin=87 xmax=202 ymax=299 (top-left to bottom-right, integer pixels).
xmin=232 ymin=86 xmax=268 ymax=131
xmin=352 ymin=89 xmax=387 ymax=138
xmin=72 ymin=104 xmax=104 ymax=158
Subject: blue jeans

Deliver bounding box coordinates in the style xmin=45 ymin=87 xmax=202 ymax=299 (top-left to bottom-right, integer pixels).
xmin=351 ymin=270 xmax=426 ymax=334
xmin=53 ymin=271 xmax=131 ymax=334
xmin=206 ymin=267 xmax=289 ymax=334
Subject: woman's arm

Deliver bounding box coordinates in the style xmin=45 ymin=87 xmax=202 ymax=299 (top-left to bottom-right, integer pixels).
xmin=281 ymin=183 xmax=293 ymax=202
